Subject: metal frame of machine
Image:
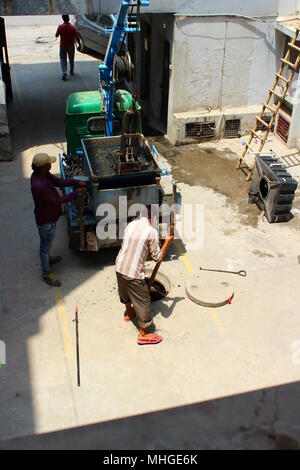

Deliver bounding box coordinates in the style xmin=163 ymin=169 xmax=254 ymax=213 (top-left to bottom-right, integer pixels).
xmin=98 ymin=0 xmax=150 ymax=136
xmin=59 ymin=0 xmax=180 ymax=252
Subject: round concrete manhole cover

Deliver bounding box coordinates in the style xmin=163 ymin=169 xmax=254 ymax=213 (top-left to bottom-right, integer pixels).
xmin=185 ymin=272 xmax=234 ymax=308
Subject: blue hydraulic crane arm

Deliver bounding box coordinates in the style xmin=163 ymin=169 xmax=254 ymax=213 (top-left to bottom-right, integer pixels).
xmin=99 ymin=0 xmax=149 ymax=136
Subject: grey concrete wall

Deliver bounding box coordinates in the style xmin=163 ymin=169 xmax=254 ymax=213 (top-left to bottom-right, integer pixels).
xmin=0 ymin=79 xmax=12 ymax=161
xmin=100 ymin=0 xmax=290 ymax=17
xmin=170 ymin=17 xmax=277 ymax=113
xmin=0 ymin=0 xmax=102 ymax=15
xmin=1 ymin=0 xmax=299 ymax=16
xmin=165 ymin=16 xmax=278 ymax=143
xmin=287 ymin=74 xmax=300 ymax=148
xmin=278 ymin=0 xmax=300 ymax=17
xmin=273 ymin=26 xmax=300 ymax=148
xmin=169 ymin=106 xmax=265 ymax=145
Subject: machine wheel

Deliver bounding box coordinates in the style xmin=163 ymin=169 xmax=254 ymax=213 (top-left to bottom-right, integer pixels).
xmin=77 ymin=35 xmax=87 ymax=53
xmin=116 ymin=51 xmax=134 ymax=82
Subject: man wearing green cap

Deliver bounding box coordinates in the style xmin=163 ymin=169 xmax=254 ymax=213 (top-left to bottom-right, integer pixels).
xmin=31 ymin=153 xmax=87 ymax=286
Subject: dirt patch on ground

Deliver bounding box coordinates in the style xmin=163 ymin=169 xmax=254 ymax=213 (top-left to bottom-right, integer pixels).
xmin=149 ymin=136 xmax=260 ymax=227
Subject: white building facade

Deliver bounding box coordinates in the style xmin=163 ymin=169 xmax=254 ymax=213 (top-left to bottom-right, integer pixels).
xmin=102 ymin=0 xmax=300 ymax=147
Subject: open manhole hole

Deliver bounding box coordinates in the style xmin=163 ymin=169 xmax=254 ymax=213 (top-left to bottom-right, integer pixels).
xmin=144 ymin=269 xmax=171 ymax=302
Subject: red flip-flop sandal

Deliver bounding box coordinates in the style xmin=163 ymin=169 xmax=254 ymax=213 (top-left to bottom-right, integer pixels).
xmin=137 ymin=335 xmax=163 ymax=345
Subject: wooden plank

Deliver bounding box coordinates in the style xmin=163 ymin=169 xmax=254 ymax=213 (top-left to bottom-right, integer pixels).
xmin=236 ymin=158 xmax=251 ymax=171
xmin=251 ymin=130 xmax=265 ymax=141
xmin=246 ymin=165 xmax=255 ymax=181
xmin=288 ymin=42 xmax=300 ymax=52
xmin=276 ymin=73 xmax=289 ymax=83
xmin=269 ymin=88 xmax=283 ymax=99
xmin=263 ymin=102 xmax=277 ymax=113
xmin=245 ymin=142 xmax=256 ymax=153
xmin=281 ymin=58 xmax=297 ymax=69
xmin=256 ymin=116 xmax=270 ymax=128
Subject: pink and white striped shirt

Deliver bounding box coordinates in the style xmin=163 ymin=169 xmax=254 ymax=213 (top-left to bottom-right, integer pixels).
xmin=115 ymin=217 xmax=161 ymax=280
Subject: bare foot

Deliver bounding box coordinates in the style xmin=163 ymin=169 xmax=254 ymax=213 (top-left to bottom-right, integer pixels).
xmin=124 ymin=305 xmax=136 ymax=322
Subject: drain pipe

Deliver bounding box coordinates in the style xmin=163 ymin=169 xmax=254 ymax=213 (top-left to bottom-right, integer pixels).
xmin=218 ymin=19 xmax=228 ymax=111
xmin=174 ymin=14 xmax=276 ymax=23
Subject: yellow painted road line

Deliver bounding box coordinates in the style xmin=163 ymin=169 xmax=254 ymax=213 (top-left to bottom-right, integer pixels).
xmin=210 ymin=309 xmax=224 ymax=335
xmin=173 ymin=239 xmax=195 ymax=275
xmin=54 ymin=288 xmax=73 ymax=359
xmin=173 ymin=239 xmax=224 ymax=336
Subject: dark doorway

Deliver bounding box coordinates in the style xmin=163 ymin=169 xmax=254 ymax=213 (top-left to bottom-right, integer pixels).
xmin=127 ymin=32 xmax=135 ymax=70
xmin=140 ymin=20 xmax=151 ymax=103
xmin=161 ymin=39 xmax=170 ymax=127
xmin=0 ymin=17 xmax=12 ymax=102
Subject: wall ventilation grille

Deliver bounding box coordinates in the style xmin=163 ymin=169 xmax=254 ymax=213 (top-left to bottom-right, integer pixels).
xmin=185 ymin=122 xmax=215 ymax=140
xmin=276 ymin=113 xmax=290 ymax=143
xmin=224 ymin=119 xmax=241 ymax=138
xmin=257 ymin=115 xmax=274 ymax=132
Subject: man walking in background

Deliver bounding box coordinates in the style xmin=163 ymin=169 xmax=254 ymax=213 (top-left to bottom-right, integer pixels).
xmin=55 ymin=14 xmax=79 ymax=81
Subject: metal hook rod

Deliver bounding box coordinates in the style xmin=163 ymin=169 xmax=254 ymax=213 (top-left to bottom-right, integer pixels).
xmin=199 ymin=267 xmax=247 ymax=277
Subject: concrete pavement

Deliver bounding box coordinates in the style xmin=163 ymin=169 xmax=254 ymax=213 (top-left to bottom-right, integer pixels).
xmin=0 ymin=16 xmax=300 ymax=449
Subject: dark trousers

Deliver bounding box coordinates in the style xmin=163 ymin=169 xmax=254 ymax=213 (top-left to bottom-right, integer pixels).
xmin=116 ymin=272 xmax=152 ymax=329
xmin=59 ymin=45 xmax=75 ymax=76
xmin=37 ymin=223 xmax=56 ymax=275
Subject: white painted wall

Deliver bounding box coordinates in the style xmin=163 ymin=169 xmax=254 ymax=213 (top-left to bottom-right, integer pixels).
xmin=278 ymin=0 xmax=300 ymax=17
xmin=2 ymin=0 xmax=299 ymax=16
xmin=169 ymin=17 xmax=277 ymax=114
xmin=100 ymin=0 xmax=299 ymax=16
xmin=288 ymin=75 xmax=300 ymax=147
xmin=147 ymin=0 xmax=277 ymax=16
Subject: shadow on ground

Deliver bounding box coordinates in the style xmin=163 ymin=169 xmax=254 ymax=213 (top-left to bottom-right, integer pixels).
xmin=0 ymin=58 xmax=177 ymax=441
xmin=1 ymin=381 xmax=300 ymax=449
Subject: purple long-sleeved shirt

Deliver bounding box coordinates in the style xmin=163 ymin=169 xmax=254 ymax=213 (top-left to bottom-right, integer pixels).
xmin=31 ymin=172 xmax=80 ymax=225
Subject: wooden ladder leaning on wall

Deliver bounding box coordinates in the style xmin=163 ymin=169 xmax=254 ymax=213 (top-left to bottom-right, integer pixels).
xmin=236 ymin=26 xmax=300 ymax=181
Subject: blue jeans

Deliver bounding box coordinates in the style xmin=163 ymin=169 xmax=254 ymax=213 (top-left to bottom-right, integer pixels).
xmin=59 ymin=46 xmax=75 ymax=76
xmin=37 ymin=223 xmax=56 ymax=275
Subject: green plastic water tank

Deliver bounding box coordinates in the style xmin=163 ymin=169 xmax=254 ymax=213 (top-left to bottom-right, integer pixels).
xmin=66 ymin=89 xmax=141 ymax=156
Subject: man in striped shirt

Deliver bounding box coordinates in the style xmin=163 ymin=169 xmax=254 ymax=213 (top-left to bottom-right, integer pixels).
xmin=116 ymin=206 xmax=173 ymax=345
